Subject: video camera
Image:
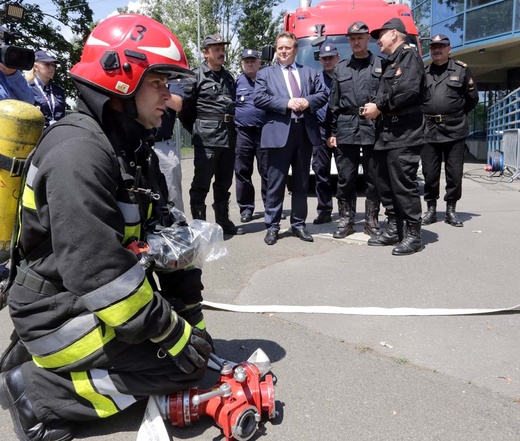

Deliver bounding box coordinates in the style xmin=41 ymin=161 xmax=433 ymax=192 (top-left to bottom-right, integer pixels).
xmin=0 ymin=26 xmax=34 ymax=71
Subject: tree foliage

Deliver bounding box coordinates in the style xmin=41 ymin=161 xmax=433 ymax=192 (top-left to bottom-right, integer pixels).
xmin=1 ymin=0 xmax=94 ymax=102
xmin=140 ymin=0 xmax=285 ymax=75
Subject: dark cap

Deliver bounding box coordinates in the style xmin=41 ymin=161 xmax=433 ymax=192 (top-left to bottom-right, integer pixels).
xmin=319 ymin=43 xmax=339 ymax=57
xmin=35 ymin=50 xmax=58 ymax=63
xmin=370 ymin=18 xmax=408 ymax=39
xmin=347 ymin=21 xmax=369 ymax=35
xmin=241 ymin=49 xmax=260 ymax=59
xmin=202 ymin=34 xmax=230 ymax=48
xmin=428 ymin=34 xmax=450 ymax=46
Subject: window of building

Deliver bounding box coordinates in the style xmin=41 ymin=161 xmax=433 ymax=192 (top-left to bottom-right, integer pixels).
xmin=466 ymin=0 xmax=514 ymax=41
xmin=467 ymin=0 xmax=500 ymax=8
xmin=432 ymin=0 xmax=464 ymax=22
xmin=412 ymin=0 xmax=432 ymax=34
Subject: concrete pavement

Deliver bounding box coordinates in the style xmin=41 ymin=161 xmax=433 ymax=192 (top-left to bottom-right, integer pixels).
xmin=0 ymin=156 xmax=519 ymax=440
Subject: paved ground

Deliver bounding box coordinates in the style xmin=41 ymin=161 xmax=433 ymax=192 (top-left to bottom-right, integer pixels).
xmin=1 ymin=155 xmax=519 ymax=441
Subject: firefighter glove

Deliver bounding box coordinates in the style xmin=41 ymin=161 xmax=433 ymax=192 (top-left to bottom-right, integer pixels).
xmin=151 ymin=310 xmax=212 ymax=374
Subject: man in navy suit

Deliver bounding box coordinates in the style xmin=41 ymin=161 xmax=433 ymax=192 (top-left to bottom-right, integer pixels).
xmin=254 ymin=31 xmax=328 ymax=245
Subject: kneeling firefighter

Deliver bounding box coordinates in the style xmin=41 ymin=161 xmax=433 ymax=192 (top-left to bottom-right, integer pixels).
xmin=0 ymin=14 xmax=213 ymax=441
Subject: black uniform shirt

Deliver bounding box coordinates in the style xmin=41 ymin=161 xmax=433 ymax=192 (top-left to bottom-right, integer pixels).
xmin=329 ymin=52 xmax=381 ymax=146
xmin=373 ymin=43 xmax=426 ymax=150
xmin=423 ymin=58 xmax=479 ymax=143
xmin=235 ymin=73 xmax=265 ymax=128
xmin=181 ymin=61 xmax=236 ymax=148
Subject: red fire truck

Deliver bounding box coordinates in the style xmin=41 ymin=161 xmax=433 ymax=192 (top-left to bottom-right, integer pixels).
xmin=284 ymin=0 xmax=421 ymax=68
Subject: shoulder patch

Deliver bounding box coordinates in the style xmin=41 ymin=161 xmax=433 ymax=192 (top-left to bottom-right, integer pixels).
xmin=455 ymin=59 xmax=468 ymax=68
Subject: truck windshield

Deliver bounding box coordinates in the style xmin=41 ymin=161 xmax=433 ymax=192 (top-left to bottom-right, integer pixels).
xmin=295 ymin=35 xmax=419 ymax=70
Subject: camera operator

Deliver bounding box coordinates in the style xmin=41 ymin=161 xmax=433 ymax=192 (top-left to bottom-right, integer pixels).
xmin=0 ymin=59 xmax=33 ymax=103
xmin=0 ymin=26 xmax=35 ymax=104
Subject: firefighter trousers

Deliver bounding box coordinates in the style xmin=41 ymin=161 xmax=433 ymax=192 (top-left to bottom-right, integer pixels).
xmin=20 ymin=339 xmax=206 ymax=426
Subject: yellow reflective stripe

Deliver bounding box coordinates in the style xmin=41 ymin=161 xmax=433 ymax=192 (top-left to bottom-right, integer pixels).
xmin=95 ymin=278 xmax=154 ymax=327
xmin=195 ymin=318 xmax=206 ymax=330
xmin=123 ymin=225 xmax=141 ymax=244
xmin=32 ymin=325 xmax=116 ymax=369
xmin=167 ymin=322 xmax=191 ymax=357
xmin=147 ymin=203 xmax=153 ymax=218
xmin=21 ymin=185 xmax=36 ymax=210
xmin=71 ymin=371 xmax=119 ymax=418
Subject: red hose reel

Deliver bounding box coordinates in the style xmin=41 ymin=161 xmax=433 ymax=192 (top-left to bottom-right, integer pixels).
xmin=166 ymin=349 xmax=276 ymax=441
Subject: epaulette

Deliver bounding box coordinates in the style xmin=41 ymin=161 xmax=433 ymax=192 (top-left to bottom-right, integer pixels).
xmin=403 ymin=45 xmax=411 ymax=50
xmin=455 ymin=59 xmax=468 ymax=68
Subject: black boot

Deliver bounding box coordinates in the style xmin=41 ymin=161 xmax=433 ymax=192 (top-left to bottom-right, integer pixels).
xmin=421 ymin=201 xmax=437 ymax=225
xmin=213 ymin=202 xmax=245 ymax=235
xmin=333 ymin=199 xmax=354 ymax=239
xmin=364 ymin=199 xmax=381 ymax=236
xmin=191 ymin=204 xmax=206 ymax=221
xmin=0 ymin=366 xmax=74 ymax=441
xmin=445 ymin=201 xmax=463 ymax=227
xmin=392 ymin=221 xmax=424 ymax=255
xmin=368 ymin=216 xmax=402 ymax=246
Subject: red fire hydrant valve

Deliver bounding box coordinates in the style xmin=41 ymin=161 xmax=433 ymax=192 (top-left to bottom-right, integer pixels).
xmin=165 ymin=349 xmax=276 ymax=441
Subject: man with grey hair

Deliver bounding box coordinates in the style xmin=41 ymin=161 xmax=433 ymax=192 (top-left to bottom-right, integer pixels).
xmin=363 ymin=18 xmax=426 ymax=255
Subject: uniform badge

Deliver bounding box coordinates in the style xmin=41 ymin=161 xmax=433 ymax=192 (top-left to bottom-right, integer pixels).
xmin=395 ymin=67 xmax=402 ymax=77
xmin=352 ymin=23 xmax=359 ymax=31
xmin=375 ymin=67 xmax=382 ymax=73
xmin=450 ymin=76 xmax=459 ymax=81
xmin=469 ymin=77 xmax=474 ymax=85
xmin=240 ymin=95 xmax=245 ymax=102
xmin=115 ymin=81 xmax=130 ymax=94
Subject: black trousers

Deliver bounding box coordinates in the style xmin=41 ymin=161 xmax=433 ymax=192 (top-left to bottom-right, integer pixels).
xmin=311 ymin=142 xmax=338 ymax=215
xmin=22 ymin=340 xmax=205 ymax=426
xmin=264 ymin=122 xmax=313 ymax=232
xmin=336 ymin=144 xmax=379 ymax=203
xmin=235 ymin=127 xmax=268 ymax=215
xmin=189 ymin=146 xmax=235 ymax=207
xmin=421 ymin=138 xmax=465 ymax=203
xmin=375 ymin=145 xmax=423 ymax=223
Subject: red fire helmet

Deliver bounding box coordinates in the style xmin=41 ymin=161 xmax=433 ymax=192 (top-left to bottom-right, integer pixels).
xmin=70 ymin=14 xmax=193 ymax=97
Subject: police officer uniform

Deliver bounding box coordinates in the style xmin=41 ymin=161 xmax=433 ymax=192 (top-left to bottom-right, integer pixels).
xmin=421 ymin=34 xmax=479 ymax=227
xmin=181 ymin=34 xmax=244 ymax=235
xmin=29 ymin=51 xmax=66 ymax=127
xmin=234 ymin=49 xmax=267 ymax=223
xmin=367 ymin=18 xmax=427 ymax=255
xmin=312 ymin=43 xmax=339 ymax=225
xmin=328 ymin=22 xmax=382 ymax=238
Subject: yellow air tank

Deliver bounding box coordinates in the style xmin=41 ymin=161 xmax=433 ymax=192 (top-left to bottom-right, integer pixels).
xmin=0 ymin=100 xmax=44 ymax=262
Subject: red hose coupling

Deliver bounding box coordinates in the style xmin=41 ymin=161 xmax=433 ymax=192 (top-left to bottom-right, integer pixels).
xmin=168 ymin=361 xmax=276 ymax=440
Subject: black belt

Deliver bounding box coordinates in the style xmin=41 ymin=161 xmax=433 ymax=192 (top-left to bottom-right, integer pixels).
xmin=197 ymin=112 xmax=235 ymax=122
xmin=15 ymin=265 xmax=63 ymax=296
xmin=424 ymin=113 xmax=462 ymax=123
xmin=340 ymin=107 xmax=364 ymax=116
xmin=291 ymin=118 xmax=303 ymax=124
xmin=381 ymin=105 xmax=422 ymax=120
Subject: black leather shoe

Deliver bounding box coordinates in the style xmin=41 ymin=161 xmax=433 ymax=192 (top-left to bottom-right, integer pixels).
xmin=240 ymin=213 xmax=252 ymax=223
xmin=0 ymin=367 xmax=74 ymax=441
xmin=292 ymin=228 xmax=314 ymax=242
xmin=264 ymin=231 xmax=278 ymax=245
xmin=313 ymin=213 xmax=332 ymax=225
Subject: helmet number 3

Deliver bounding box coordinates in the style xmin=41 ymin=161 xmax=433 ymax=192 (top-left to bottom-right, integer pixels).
xmin=130 ymin=25 xmax=147 ymax=42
